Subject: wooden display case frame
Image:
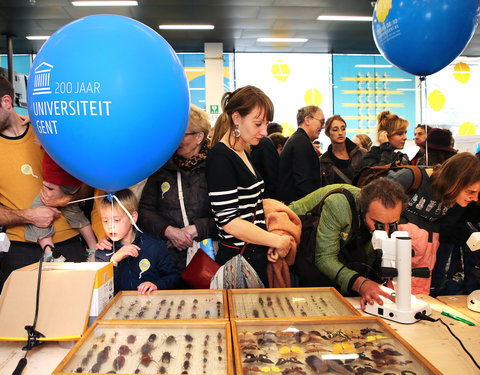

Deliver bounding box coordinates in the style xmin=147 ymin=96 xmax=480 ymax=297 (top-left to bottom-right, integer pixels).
xmin=97 ymin=289 xmax=228 ymax=321
xmin=228 ymin=287 xmax=360 ymax=320
xmin=53 ymin=320 xmax=234 ymax=375
xmin=232 ymin=316 xmax=441 ymax=375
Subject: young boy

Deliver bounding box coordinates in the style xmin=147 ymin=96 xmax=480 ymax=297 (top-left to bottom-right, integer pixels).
xmin=95 ymin=189 xmax=180 ymax=294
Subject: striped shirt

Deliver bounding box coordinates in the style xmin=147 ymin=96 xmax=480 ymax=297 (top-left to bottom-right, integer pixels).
xmin=206 ymin=142 xmax=266 ymax=248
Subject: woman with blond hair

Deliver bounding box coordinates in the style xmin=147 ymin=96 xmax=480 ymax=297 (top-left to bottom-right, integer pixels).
xmin=138 ymin=104 xmax=217 ymax=275
xmin=361 ymin=110 xmax=409 ymax=167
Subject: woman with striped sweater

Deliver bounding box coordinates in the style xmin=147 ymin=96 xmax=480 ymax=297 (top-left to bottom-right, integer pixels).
xmin=206 ymin=86 xmax=291 ymax=286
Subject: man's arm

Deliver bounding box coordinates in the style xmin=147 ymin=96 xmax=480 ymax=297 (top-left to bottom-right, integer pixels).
xmin=0 ymin=204 xmax=60 ymax=228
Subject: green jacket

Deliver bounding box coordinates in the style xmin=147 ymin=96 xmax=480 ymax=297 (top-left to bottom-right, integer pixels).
xmin=289 ymin=184 xmax=376 ymax=294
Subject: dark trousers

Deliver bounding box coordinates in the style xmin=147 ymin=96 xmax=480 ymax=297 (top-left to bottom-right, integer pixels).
xmin=0 ymin=235 xmax=85 ymax=294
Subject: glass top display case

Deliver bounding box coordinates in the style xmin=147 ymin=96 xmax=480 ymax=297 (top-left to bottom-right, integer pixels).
xmin=228 ymin=287 xmax=359 ymax=319
xmin=232 ymin=317 xmax=441 ymax=375
xmin=53 ymin=320 xmax=233 ymax=375
xmin=98 ymin=289 xmax=228 ymax=321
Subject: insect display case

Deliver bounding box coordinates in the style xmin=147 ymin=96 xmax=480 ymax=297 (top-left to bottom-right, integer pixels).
xmin=98 ymin=289 xmax=228 ymax=321
xmin=228 ymin=288 xmax=359 ymax=319
xmin=53 ymin=320 xmax=233 ymax=374
xmin=232 ymin=317 xmax=441 ymax=375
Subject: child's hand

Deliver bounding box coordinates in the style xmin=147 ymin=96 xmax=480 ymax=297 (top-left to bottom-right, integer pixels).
xmin=138 ymin=281 xmax=157 ymax=295
xmin=95 ymin=236 xmax=113 ymax=250
xmin=111 ymin=244 xmax=140 ymax=263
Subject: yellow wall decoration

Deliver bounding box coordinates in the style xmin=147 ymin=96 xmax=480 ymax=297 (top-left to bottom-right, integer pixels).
xmin=271 ymin=60 xmax=290 ymax=82
xmin=376 ymin=0 xmax=392 ymax=23
xmin=428 ymin=90 xmax=445 ymax=112
xmin=304 ymin=88 xmax=322 ymax=106
xmin=282 ymin=122 xmax=296 ymax=137
xmin=453 ymin=62 xmax=470 ymax=84
xmin=459 ymin=121 xmax=476 ymax=135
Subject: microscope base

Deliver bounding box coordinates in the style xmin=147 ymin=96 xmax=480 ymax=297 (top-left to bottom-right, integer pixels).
xmin=364 ymin=297 xmax=431 ymax=324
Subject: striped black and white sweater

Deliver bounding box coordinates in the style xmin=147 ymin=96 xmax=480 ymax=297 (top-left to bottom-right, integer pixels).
xmin=206 ymin=142 xmax=266 ymax=249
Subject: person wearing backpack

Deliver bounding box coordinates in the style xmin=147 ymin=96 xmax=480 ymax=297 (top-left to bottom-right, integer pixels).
xmin=361 ymin=110 xmax=410 ymax=168
xmin=386 ymin=152 xmax=480 ymax=295
xmin=289 ymin=178 xmax=408 ymax=309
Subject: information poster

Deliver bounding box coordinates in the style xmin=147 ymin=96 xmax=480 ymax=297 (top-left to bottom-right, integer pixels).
xmin=332 ymin=54 xmax=416 ymax=139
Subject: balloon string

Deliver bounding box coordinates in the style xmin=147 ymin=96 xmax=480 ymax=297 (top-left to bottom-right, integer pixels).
xmin=68 ymin=193 xmax=142 ymax=233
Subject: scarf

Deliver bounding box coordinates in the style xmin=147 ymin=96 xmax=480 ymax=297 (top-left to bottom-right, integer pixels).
xmin=173 ymin=140 xmax=209 ymax=171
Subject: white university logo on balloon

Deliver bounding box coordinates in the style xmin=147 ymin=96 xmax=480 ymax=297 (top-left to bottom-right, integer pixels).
xmin=27 ymin=15 xmax=190 ymax=193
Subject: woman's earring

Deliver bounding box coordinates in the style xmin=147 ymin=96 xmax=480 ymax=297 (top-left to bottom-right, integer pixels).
xmin=233 ymin=124 xmax=241 ymax=138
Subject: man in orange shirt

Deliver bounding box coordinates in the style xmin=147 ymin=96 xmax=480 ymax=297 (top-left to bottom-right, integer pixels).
xmin=0 ymin=75 xmax=85 ymax=292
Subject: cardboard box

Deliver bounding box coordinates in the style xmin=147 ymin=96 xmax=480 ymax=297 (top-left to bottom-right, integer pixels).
xmin=0 ymin=262 xmax=113 ymax=341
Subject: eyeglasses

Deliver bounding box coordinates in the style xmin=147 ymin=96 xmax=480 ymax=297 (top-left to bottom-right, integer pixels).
xmin=309 ymin=115 xmax=325 ymax=126
xmin=184 ymin=131 xmax=199 ymax=136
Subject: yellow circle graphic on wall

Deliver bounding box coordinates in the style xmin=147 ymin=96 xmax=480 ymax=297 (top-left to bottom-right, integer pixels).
xmin=428 ymin=90 xmax=445 ymax=112
xmin=282 ymin=122 xmax=296 ymax=137
xmin=304 ymin=88 xmax=322 ymax=106
xmin=376 ymin=0 xmax=392 ymax=23
xmin=459 ymin=121 xmax=476 ymax=135
xmin=271 ymin=60 xmax=290 ymax=82
xmin=453 ymin=62 xmax=470 ymax=84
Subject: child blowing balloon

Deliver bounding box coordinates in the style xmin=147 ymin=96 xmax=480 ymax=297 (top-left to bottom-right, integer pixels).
xmin=95 ymin=189 xmax=180 ymax=295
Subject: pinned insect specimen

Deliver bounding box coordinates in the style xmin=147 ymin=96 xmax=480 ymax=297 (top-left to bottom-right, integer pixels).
xmin=127 ymin=335 xmax=136 ymax=344
xmin=185 ymin=334 xmax=194 ymax=342
xmin=306 ymin=355 xmax=328 ymax=373
xmin=275 ymin=357 xmax=303 ymax=366
xmin=118 ymin=345 xmax=131 ymax=355
xmin=161 ymin=351 xmax=172 ymax=364
xmin=165 ymin=335 xmax=176 ymax=345
xmin=140 ymin=353 xmax=152 ymax=367
xmin=243 ymin=353 xmax=274 ymax=364
xmin=112 ymin=355 xmax=125 ymax=371
xmin=141 ymin=343 xmax=152 ymax=355
xmin=91 ymin=363 xmax=102 ymax=373
xmin=96 ymin=348 xmax=109 ymax=364
xmin=148 ymin=333 xmax=157 ymax=343
xmin=282 ymin=367 xmax=307 ymax=375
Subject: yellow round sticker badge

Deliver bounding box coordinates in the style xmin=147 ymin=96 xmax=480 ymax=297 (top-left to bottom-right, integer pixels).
xmin=161 ymin=182 xmax=170 ymax=198
xmin=138 ymin=259 xmax=151 ymax=279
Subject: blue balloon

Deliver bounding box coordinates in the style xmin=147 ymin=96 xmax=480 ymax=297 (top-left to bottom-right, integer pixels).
xmin=373 ymin=0 xmax=480 ymax=76
xmin=27 ymin=15 xmax=190 ymax=192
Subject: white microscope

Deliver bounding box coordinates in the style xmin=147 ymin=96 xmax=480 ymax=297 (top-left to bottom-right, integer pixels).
xmin=466 ymin=222 xmax=480 ymax=312
xmin=364 ymin=228 xmax=432 ymax=324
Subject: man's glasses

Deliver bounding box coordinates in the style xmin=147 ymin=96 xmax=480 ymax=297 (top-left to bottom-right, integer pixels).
xmin=309 ymin=115 xmax=325 ymax=126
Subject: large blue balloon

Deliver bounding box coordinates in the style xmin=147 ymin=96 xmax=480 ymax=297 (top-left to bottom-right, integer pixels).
xmin=373 ymin=0 xmax=480 ymax=76
xmin=27 ymin=15 xmax=190 ymax=192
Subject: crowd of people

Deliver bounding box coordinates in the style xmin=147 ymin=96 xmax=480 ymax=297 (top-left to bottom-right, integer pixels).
xmin=1 ymin=75 xmax=479 ymax=310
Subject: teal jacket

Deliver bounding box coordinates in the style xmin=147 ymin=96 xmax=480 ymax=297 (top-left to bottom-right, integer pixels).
xmin=289 ymin=184 xmax=376 ymax=294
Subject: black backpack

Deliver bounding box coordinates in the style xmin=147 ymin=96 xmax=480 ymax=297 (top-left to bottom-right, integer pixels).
xmin=293 ymin=188 xmax=381 ymax=289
